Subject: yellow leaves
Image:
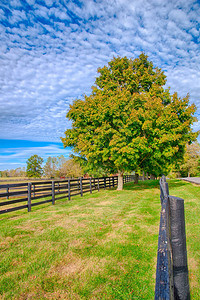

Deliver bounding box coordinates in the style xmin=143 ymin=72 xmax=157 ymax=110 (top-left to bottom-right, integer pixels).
xmin=142 ymin=120 xmax=153 ymax=131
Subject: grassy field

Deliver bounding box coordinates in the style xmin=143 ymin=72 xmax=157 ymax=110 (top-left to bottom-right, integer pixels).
xmin=0 ymin=178 xmax=51 ymax=183
xmin=0 ymin=179 xmax=199 ymax=299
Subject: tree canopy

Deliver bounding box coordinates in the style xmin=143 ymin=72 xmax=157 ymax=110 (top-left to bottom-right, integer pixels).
xmin=62 ymin=53 xmax=198 ymax=189
xmin=26 ymin=155 xmax=43 ymax=178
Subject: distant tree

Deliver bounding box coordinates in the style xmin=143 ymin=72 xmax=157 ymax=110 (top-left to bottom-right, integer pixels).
xmin=43 ymin=155 xmax=83 ymax=178
xmin=59 ymin=158 xmax=83 ymax=178
xmin=0 ymin=170 xmax=9 ymax=177
xmin=71 ymin=155 xmax=108 ymax=177
xmin=62 ymin=54 xmax=198 ymax=189
xmin=56 ymin=155 xmax=67 ymax=176
xmin=0 ymin=168 xmax=26 ymax=178
xmin=179 ymin=142 xmax=200 ymax=177
xmin=43 ymin=156 xmax=58 ymax=178
xmin=26 ymin=155 xmax=43 ymax=178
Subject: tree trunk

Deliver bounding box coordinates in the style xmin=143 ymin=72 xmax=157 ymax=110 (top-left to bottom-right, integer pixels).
xmin=117 ymin=171 xmax=123 ymax=190
xmin=142 ymin=171 xmax=145 ymax=181
xmin=134 ymin=173 xmax=139 ymax=184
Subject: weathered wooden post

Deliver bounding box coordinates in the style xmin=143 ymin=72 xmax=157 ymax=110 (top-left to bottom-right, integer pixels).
xmin=142 ymin=171 xmax=145 ymax=181
xmin=104 ymin=177 xmax=106 ymax=190
xmin=52 ymin=181 xmax=55 ymax=205
xmin=97 ymin=178 xmax=100 ymax=191
xmin=169 ymin=196 xmax=190 ymax=300
xmin=68 ymin=179 xmax=71 ymax=200
xmin=28 ymin=183 xmax=32 ymax=212
xmin=155 ymin=176 xmax=173 ymax=300
xmin=80 ymin=177 xmax=83 ymax=196
xmin=89 ymin=177 xmax=92 ymax=193
xmin=93 ymin=178 xmax=95 ymax=190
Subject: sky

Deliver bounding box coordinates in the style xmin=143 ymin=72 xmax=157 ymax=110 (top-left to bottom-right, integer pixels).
xmin=0 ymin=0 xmax=200 ymax=171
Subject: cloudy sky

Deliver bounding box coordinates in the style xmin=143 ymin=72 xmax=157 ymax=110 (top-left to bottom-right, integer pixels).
xmin=0 ymin=0 xmax=200 ymax=171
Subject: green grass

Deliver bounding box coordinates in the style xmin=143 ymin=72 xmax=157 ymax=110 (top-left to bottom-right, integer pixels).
xmin=0 ymin=179 xmax=199 ymax=299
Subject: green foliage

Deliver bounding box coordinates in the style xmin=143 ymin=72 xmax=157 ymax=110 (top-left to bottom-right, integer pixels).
xmin=43 ymin=156 xmax=58 ymax=178
xmin=26 ymin=155 xmax=43 ymax=178
xmin=179 ymin=141 xmax=200 ymax=177
xmin=0 ymin=167 xmax=26 ymax=178
xmin=43 ymin=155 xmax=83 ymax=178
xmin=59 ymin=157 xmax=83 ymax=178
xmin=62 ymin=53 xmax=198 ymax=178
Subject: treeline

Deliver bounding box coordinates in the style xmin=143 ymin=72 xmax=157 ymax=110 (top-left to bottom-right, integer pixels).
xmin=1 ymin=142 xmax=199 ymax=179
xmin=26 ymin=155 xmax=84 ymax=179
xmin=0 ymin=155 xmax=84 ymax=179
xmin=0 ymin=154 xmax=114 ymax=180
xmin=172 ymin=141 xmax=200 ymax=178
xmin=0 ymin=167 xmax=26 ymax=178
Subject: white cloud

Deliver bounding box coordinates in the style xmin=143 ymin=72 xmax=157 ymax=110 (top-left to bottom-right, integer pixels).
xmin=0 ymin=144 xmax=72 ymax=170
xmin=0 ymin=0 xmax=199 ymax=147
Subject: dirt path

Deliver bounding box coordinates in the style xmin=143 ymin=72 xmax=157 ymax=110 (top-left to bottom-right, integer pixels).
xmin=181 ymin=177 xmax=200 ymax=185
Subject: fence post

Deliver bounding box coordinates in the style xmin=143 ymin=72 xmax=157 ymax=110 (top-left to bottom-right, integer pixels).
xmin=104 ymin=177 xmax=106 ymax=189
xmin=93 ymin=178 xmax=95 ymax=190
xmin=28 ymin=183 xmax=32 ymax=212
xmin=169 ymin=196 xmax=190 ymax=300
xmin=52 ymin=181 xmax=55 ymax=205
xmin=89 ymin=177 xmax=92 ymax=193
xmin=80 ymin=177 xmax=83 ymax=196
xmin=7 ymin=187 xmax=9 ymax=199
xmin=97 ymin=178 xmax=100 ymax=191
xmin=155 ymin=177 xmax=174 ymax=299
xmin=112 ymin=176 xmax=114 ymax=187
xmin=68 ymin=179 xmax=71 ymax=200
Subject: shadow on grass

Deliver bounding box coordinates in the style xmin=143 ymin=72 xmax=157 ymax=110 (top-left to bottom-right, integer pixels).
xmin=123 ymin=179 xmax=188 ymax=191
xmin=123 ymin=180 xmax=160 ymax=191
xmin=167 ymin=179 xmax=190 ymax=189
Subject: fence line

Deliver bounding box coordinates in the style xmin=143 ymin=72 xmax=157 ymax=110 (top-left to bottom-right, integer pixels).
xmin=0 ymin=175 xmax=134 ymax=215
xmin=155 ymin=175 xmax=190 ymax=300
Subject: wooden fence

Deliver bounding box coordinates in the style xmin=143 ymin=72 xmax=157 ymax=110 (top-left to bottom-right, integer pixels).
xmin=0 ymin=175 xmax=134 ymax=214
xmin=155 ymin=175 xmax=190 ymax=300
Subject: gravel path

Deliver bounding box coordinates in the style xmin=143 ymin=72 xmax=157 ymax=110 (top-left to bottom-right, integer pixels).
xmin=181 ymin=177 xmax=200 ymax=185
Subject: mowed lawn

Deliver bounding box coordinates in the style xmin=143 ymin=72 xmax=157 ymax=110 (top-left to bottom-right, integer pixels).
xmin=0 ymin=180 xmax=199 ymax=299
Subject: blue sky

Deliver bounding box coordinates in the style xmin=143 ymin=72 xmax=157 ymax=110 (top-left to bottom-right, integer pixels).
xmin=0 ymin=0 xmax=200 ymax=171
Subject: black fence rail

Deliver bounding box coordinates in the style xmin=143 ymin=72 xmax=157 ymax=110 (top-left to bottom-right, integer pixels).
xmin=155 ymin=175 xmax=190 ymax=300
xmin=0 ymin=175 xmax=134 ymax=214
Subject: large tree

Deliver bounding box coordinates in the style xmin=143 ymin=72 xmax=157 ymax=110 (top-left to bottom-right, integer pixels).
xmin=26 ymin=155 xmax=43 ymax=178
xmin=62 ymin=54 xmax=198 ymax=189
